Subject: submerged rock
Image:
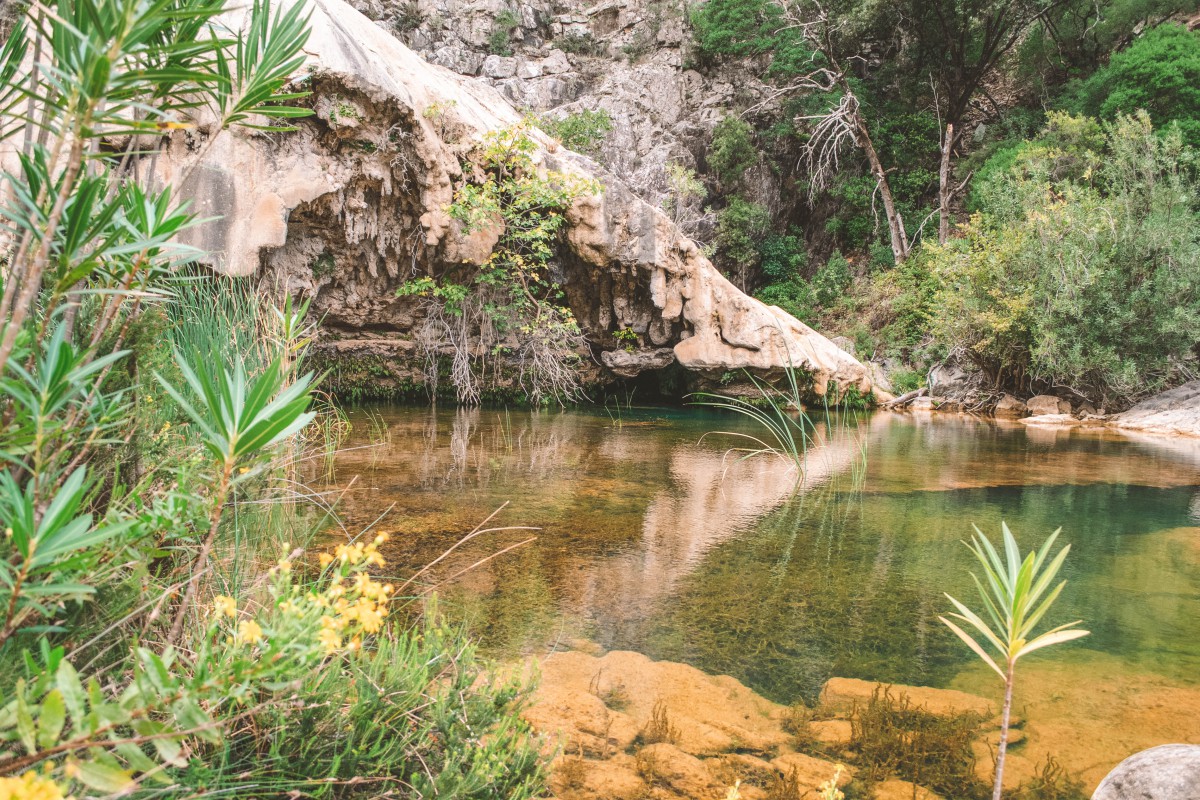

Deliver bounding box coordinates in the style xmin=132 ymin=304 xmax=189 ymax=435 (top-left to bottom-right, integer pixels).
xmin=818 ymin=677 xmax=995 ymax=718
xmin=142 ymin=0 xmax=874 ymax=398
xmin=1092 ymin=744 xmax=1200 ymax=800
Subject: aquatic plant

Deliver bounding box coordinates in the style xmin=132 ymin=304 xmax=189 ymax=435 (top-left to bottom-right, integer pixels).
xmin=850 ymin=686 xmax=984 ymax=798
xmin=939 ymin=524 xmax=1089 ymax=800
xmin=692 ymin=367 xmax=815 ymax=486
xmin=637 ymin=699 xmax=681 ymax=746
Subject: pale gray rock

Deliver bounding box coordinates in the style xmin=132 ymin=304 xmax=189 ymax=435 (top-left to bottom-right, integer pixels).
xmin=1026 ymin=395 xmax=1073 ymax=416
xmin=830 ymin=336 xmax=855 ymax=356
xmin=928 ymin=358 xmax=975 ymax=398
xmin=482 ymin=54 xmax=517 ymax=78
xmin=993 ymin=394 xmax=1029 ymax=418
xmin=1092 ymin=744 xmax=1200 ymax=800
xmin=1110 ymin=381 xmax=1200 ymax=438
xmin=601 ymin=347 xmax=676 ymax=378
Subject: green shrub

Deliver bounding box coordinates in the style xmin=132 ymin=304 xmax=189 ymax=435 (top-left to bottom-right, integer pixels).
xmin=203 ymin=614 xmax=547 ymax=798
xmin=757 ymin=278 xmax=816 ymax=322
xmin=541 ymin=109 xmax=613 ymax=156
xmin=709 ymin=115 xmax=757 ymax=184
xmin=715 ymin=197 xmax=771 ymax=280
xmin=556 ymin=32 xmax=601 ymax=55
xmin=689 ymin=0 xmax=782 ymax=58
xmin=812 ymin=250 xmax=852 ymax=307
xmin=1065 ymin=23 xmax=1200 ymax=148
xmin=761 ymin=231 xmax=809 ymax=281
xmin=488 ymin=10 xmax=520 ymax=55
xmin=930 ymin=111 xmax=1200 ymax=405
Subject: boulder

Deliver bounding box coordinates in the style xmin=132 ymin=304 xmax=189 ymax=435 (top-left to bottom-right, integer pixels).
xmin=1092 ymin=744 xmax=1200 ymax=800
xmin=522 ymin=683 xmax=640 ymax=756
xmin=831 ymin=336 xmax=856 ymax=356
xmin=637 ymin=743 xmax=722 ymax=798
xmin=1109 ymin=381 xmax=1200 ymax=438
xmin=867 ymin=362 xmax=895 ymax=394
xmin=819 ymin=678 xmax=995 ymax=718
xmin=551 ymin=753 xmax=647 ymax=800
xmin=1026 ymin=395 xmax=1073 ymax=416
xmin=928 ymin=359 xmax=974 ymax=398
xmin=993 ymin=394 xmax=1029 ymax=418
xmin=601 ymin=347 xmax=676 ymax=378
xmin=527 ymin=649 xmax=791 ymax=758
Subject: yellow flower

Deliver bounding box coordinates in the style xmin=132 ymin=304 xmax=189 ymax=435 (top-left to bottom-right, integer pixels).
xmin=317 ymin=627 xmax=341 ymax=654
xmin=213 ymin=596 xmax=237 ymax=618
xmin=235 ymin=619 xmax=264 ymax=646
xmin=350 ymin=597 xmax=386 ymax=633
xmin=318 ymin=552 xmax=334 ymax=567
xmin=0 ymin=772 xmax=70 ymax=800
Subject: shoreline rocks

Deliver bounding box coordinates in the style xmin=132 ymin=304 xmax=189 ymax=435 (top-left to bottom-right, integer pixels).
xmin=523 ymin=645 xmax=1000 ymax=800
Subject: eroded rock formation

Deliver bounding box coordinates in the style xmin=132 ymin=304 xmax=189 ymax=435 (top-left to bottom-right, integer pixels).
xmin=156 ymin=0 xmax=874 ymax=399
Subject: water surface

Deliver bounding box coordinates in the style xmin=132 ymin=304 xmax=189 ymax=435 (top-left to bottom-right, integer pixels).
xmin=317 ymin=406 xmax=1200 ymax=786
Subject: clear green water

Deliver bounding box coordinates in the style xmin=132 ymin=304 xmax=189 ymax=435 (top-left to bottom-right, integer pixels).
xmin=320 ymin=406 xmax=1200 ymax=708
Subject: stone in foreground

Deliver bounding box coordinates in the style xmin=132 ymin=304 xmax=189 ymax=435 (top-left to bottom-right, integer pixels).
xmin=1092 ymin=744 xmax=1200 ymax=800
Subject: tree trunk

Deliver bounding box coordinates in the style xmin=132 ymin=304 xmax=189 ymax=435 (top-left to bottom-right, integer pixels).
xmin=938 ymin=123 xmax=955 ymax=244
xmin=994 ymin=660 xmax=1016 ymax=800
xmin=856 ymin=114 xmax=909 ymax=263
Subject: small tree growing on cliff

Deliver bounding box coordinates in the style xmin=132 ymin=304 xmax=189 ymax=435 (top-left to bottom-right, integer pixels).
xmin=939 ymin=524 xmax=1088 ymax=800
xmin=398 ymin=122 xmax=598 ymax=405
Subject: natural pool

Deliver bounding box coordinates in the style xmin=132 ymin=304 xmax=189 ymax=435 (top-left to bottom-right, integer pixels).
xmin=317 ymin=405 xmax=1200 ymax=788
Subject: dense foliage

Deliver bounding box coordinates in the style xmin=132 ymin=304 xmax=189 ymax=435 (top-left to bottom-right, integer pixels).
xmin=929 ymin=113 xmax=1200 ymax=404
xmin=683 ymin=0 xmax=1200 ymax=404
xmin=0 ymin=1 xmax=546 ymax=795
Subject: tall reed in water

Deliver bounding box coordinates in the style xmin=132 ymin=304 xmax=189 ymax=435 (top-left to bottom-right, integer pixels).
xmin=692 ymin=367 xmax=815 ymax=485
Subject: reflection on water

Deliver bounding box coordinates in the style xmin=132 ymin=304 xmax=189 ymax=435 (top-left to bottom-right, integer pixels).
xmin=316 ymin=405 xmax=1200 ymax=783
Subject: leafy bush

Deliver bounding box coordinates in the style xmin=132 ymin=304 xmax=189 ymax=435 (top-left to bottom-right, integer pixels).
xmin=488 ymin=10 xmax=520 ymax=55
xmin=715 ymin=197 xmax=771 ymax=284
xmin=689 ymin=0 xmax=783 ymax=58
xmin=541 ymin=108 xmax=613 ymax=156
xmin=812 ymin=250 xmax=852 ymax=307
xmin=757 ymin=278 xmax=816 ymax=322
xmin=204 ymin=612 xmax=546 ymax=798
xmin=1065 ymin=23 xmax=1200 ymax=148
xmin=555 ymin=32 xmax=601 ymax=55
xmin=401 ymin=123 xmax=599 ymax=405
xmin=709 ymin=115 xmax=758 ymax=184
xmin=930 ymin=112 xmax=1200 ymax=405
xmin=761 ymin=231 xmax=809 ymax=281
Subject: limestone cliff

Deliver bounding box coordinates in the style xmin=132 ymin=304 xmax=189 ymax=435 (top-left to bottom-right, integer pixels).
xmin=158 ymin=0 xmax=873 ymax=399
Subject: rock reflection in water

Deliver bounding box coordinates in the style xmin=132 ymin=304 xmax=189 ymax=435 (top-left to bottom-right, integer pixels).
xmin=316 ymin=405 xmax=1200 ymax=787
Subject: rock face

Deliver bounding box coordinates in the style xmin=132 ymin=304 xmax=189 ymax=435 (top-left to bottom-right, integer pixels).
xmin=1092 ymin=744 xmax=1200 ymax=800
xmin=1110 ymin=381 xmax=1200 ymax=438
xmin=156 ymin=0 xmax=872 ymax=398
